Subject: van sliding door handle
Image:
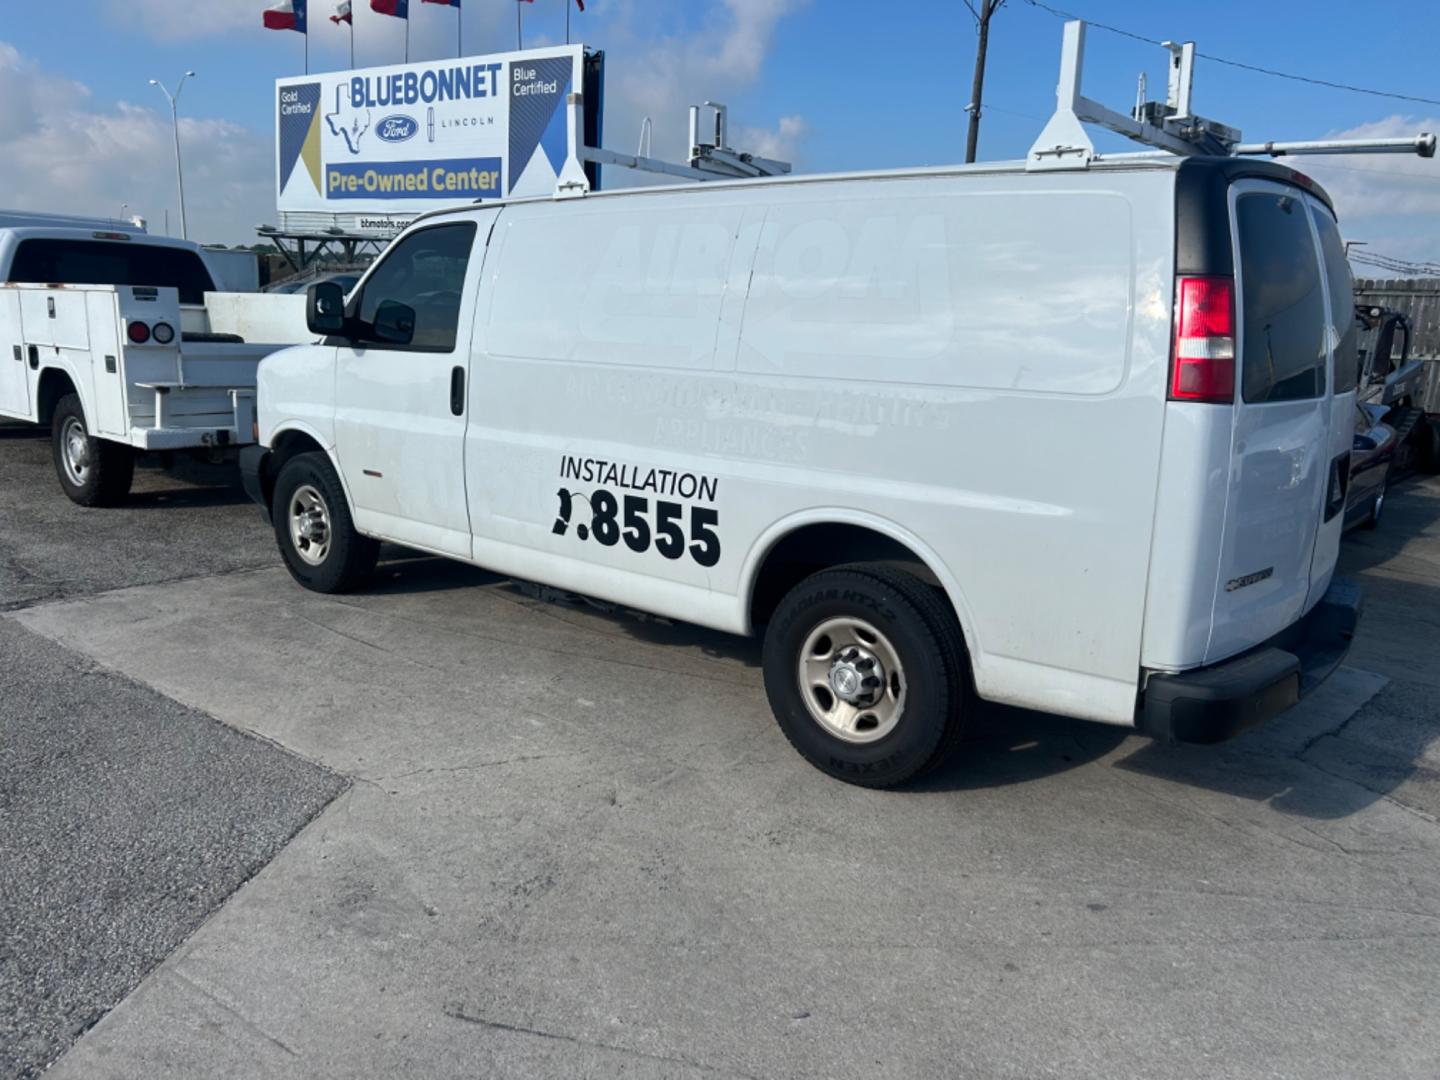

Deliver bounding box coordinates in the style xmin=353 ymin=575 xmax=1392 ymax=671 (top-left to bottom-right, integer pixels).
xmin=450 ymin=366 xmax=465 ymax=416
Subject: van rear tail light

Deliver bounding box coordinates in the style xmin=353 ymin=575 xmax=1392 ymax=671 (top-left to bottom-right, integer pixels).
xmin=127 ymin=321 xmax=151 ymax=345
xmin=1170 ymin=276 xmax=1235 ymax=404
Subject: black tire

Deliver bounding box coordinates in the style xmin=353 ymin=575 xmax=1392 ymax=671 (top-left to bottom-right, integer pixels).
xmin=1361 ymin=468 xmax=1390 ymax=531
xmin=762 ymin=565 xmax=969 ymax=788
xmin=1425 ymin=419 xmax=1440 ymax=475
xmin=51 ymin=393 xmax=134 ymax=506
xmin=271 ymin=452 xmax=379 ymax=593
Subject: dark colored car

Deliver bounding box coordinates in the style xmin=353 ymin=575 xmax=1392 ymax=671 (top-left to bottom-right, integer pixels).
xmin=1346 ymin=400 xmax=1398 ymax=531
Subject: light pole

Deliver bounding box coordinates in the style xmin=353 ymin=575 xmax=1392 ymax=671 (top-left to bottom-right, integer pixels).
xmin=149 ymin=71 xmax=196 ymax=240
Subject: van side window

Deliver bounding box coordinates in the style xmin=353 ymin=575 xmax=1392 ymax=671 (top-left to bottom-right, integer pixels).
xmin=1236 ymin=194 xmax=1327 ymax=404
xmin=356 ymin=223 xmax=476 ymax=351
xmin=1310 ymin=208 xmax=1359 ymax=394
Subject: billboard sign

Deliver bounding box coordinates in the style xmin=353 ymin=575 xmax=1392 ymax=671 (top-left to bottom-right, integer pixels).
xmin=276 ymin=44 xmax=586 ymax=215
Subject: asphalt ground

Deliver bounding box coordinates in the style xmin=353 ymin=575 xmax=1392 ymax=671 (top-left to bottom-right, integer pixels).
xmin=0 ymin=432 xmax=345 ymax=1080
xmin=2 ymin=426 xmax=1440 ymax=1078
xmin=0 ymin=428 xmax=274 ymax=610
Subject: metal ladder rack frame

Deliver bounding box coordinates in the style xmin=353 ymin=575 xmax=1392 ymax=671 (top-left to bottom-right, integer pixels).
xmin=557 ymin=98 xmax=792 ymax=197
xmin=1028 ymin=20 xmax=1435 ymax=171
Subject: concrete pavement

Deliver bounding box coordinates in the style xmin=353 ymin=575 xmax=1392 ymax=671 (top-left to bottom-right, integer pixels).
xmin=3 ymin=424 xmax=1440 ymax=1078
xmin=11 ymin=472 xmax=1440 ymax=1078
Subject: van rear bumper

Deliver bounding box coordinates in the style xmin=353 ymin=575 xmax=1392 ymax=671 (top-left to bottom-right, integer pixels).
xmin=1138 ymin=577 xmax=1362 ymax=744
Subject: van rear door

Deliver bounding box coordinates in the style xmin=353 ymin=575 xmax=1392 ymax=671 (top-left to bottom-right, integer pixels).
xmin=1206 ymin=180 xmax=1336 ymax=663
xmin=1303 ymin=198 xmax=1360 ymax=608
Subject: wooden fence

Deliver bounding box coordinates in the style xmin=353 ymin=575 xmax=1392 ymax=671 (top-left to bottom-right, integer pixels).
xmin=1355 ymin=278 xmax=1440 ymax=358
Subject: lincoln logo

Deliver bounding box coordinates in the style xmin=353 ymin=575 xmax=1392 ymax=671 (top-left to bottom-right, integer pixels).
xmin=376 ymin=115 xmax=419 ymax=143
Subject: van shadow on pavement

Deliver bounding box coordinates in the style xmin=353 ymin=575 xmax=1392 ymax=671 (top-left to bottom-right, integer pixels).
xmin=1117 ymin=474 xmax=1440 ymax=823
xmin=364 ymin=550 xmax=1129 ymax=791
xmin=359 ymin=474 xmax=1440 ymax=815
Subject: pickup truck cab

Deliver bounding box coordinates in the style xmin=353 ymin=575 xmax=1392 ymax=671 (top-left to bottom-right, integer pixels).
xmin=242 ymin=155 xmax=1362 ymax=787
xmin=0 ymin=224 xmax=310 ymax=504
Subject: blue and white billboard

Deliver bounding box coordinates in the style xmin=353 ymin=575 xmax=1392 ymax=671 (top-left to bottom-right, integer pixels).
xmin=276 ymin=44 xmax=585 ymax=215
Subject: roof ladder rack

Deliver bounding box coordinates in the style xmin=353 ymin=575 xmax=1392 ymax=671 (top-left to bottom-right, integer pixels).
xmin=1027 ymin=20 xmax=1435 ymax=171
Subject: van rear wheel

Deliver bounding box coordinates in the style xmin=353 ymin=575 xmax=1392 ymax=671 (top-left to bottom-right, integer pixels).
xmin=51 ymin=393 xmax=133 ymax=506
xmin=762 ymin=565 xmax=968 ymax=788
xmin=272 ymin=452 xmax=378 ymax=593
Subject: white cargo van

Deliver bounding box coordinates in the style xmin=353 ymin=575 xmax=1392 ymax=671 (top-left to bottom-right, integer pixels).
xmin=241 ymin=156 xmax=1362 ymax=786
xmin=0 ymin=226 xmax=310 ymax=504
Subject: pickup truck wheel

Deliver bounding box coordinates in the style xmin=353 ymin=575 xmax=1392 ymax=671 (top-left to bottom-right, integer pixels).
xmin=763 ymin=565 xmax=969 ymax=788
xmin=272 ymin=452 xmax=378 ymax=593
xmin=51 ymin=393 xmax=134 ymax=506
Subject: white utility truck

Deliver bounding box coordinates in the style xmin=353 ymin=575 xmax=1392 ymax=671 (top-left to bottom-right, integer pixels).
xmin=240 ymin=23 xmax=1431 ymax=785
xmin=0 ymin=221 xmax=310 ymax=504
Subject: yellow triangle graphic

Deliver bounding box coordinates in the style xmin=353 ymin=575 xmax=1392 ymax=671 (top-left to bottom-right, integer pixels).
xmin=302 ymin=111 xmax=323 ymax=193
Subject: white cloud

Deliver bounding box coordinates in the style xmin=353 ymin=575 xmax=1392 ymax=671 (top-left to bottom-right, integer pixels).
xmin=600 ymin=0 xmax=811 ymax=181
xmin=1304 ymin=115 xmax=1440 ymax=222
xmin=1 ymin=0 xmax=809 ymax=245
xmin=101 ymin=0 xmax=256 ymax=40
xmin=0 ymin=42 xmax=271 ymax=244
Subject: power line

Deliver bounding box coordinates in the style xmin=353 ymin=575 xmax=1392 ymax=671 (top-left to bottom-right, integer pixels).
xmin=1020 ymin=0 xmax=1440 ymax=108
xmin=1304 ymin=160 xmax=1436 ymax=179
xmin=1349 ymin=250 xmax=1440 ymax=278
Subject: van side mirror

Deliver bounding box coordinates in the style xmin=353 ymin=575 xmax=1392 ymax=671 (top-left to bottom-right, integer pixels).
xmin=306 ymin=282 xmax=346 ymax=337
xmin=370 ymin=299 xmax=416 ymax=346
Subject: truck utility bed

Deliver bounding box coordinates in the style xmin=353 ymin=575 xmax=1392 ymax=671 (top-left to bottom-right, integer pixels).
xmin=1 ymin=283 xmax=309 ymax=451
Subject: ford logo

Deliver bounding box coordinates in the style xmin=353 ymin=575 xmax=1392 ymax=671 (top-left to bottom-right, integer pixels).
xmin=376 ymin=115 xmax=418 ymax=143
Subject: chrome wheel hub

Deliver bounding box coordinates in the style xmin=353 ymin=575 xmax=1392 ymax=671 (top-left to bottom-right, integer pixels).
xmin=798 ymin=617 xmax=906 ymax=744
xmin=288 ymin=484 xmax=332 ymax=566
xmin=61 ymin=418 xmax=90 ymax=487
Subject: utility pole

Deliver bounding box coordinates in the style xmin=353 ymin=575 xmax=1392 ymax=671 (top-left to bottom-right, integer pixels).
xmin=964 ymin=0 xmax=1001 ymax=164
xmin=149 ymin=72 xmax=196 ymax=239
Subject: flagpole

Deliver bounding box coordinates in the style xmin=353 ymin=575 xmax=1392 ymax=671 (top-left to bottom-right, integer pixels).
xmin=457 ymin=5 xmax=462 ymax=58
xmin=517 ymin=2 xmax=522 ymax=50
xmin=349 ymin=19 xmax=355 ymax=68
xmin=305 ymin=26 xmax=310 ymax=74
xmin=405 ymin=13 xmax=410 ymax=62
xmin=566 ymin=0 xmax=570 ymax=45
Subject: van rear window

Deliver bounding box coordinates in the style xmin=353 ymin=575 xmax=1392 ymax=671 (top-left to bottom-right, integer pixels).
xmin=1236 ymin=194 xmax=1326 ymax=404
xmin=8 ymin=239 xmax=216 ymax=304
xmin=1311 ymin=208 xmax=1359 ymax=394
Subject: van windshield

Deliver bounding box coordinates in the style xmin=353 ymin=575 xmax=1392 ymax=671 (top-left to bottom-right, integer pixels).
xmin=8 ymin=239 xmax=216 ymax=304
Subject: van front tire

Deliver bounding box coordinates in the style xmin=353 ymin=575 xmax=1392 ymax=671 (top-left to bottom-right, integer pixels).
xmin=52 ymin=393 xmax=134 ymax=506
xmin=272 ymin=452 xmax=378 ymax=593
xmin=762 ymin=565 xmax=969 ymax=788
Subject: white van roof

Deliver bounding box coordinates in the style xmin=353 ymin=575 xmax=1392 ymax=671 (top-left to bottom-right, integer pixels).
xmin=405 ymin=153 xmax=1328 ymax=230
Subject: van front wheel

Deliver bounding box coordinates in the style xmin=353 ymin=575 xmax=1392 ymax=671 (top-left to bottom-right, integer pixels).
xmin=762 ymin=566 xmax=968 ymax=788
xmin=272 ymin=452 xmax=378 ymax=593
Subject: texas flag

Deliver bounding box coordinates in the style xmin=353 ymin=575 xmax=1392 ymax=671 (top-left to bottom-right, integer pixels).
xmin=330 ymin=1 xmax=352 ymax=24
xmin=262 ymin=0 xmax=308 ymax=31
xmin=370 ymin=0 xmax=409 ymax=16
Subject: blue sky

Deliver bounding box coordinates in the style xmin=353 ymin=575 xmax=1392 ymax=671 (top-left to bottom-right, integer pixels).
xmin=1 ymin=0 xmax=1436 ymax=265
